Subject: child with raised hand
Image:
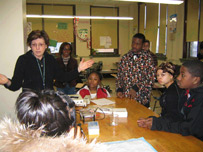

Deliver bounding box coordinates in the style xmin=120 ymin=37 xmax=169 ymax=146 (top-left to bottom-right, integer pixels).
xmin=137 ymin=60 xmax=203 ymax=141
xmin=77 ymin=71 xmax=111 ymax=99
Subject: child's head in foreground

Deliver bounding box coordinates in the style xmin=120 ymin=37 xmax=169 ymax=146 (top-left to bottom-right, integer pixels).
xmin=177 ymin=60 xmax=203 ymax=89
xmin=16 ymin=89 xmax=76 ymax=136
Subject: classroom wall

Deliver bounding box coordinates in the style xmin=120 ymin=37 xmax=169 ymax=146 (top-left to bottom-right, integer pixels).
xmin=72 ymin=2 xmax=185 ymax=67
xmin=166 ymin=3 xmax=184 ymax=65
xmin=0 ymin=0 xmax=26 ymax=119
xmin=0 ymin=1 xmax=187 ymax=119
xmin=75 ymin=4 xmax=138 ymax=70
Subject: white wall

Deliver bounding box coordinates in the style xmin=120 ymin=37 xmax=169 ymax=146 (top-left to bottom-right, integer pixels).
xmin=0 ymin=0 xmax=26 ymax=119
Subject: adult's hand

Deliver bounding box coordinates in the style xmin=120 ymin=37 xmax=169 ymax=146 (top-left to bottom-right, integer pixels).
xmin=78 ymin=58 xmax=94 ymax=72
xmin=0 ymin=74 xmax=10 ymax=86
xmin=117 ymin=92 xmax=124 ymax=98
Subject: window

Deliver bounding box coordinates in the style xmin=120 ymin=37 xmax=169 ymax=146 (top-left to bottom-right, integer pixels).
xmin=187 ymin=41 xmax=198 ymax=57
xmin=90 ymin=6 xmax=119 ymax=57
xmin=184 ymin=0 xmax=202 ymax=58
xmin=139 ymin=3 xmax=168 ymax=56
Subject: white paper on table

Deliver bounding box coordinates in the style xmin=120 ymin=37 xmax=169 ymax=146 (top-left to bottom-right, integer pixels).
xmin=103 ymin=137 xmax=157 ymax=152
xmin=91 ymin=98 xmax=115 ymax=106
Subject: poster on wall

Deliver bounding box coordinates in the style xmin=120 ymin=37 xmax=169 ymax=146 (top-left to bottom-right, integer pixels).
xmin=169 ymin=14 xmax=177 ymax=33
xmin=27 ymin=22 xmax=32 ymax=35
xmin=78 ymin=29 xmax=88 ymax=40
xmin=100 ymin=36 xmax=112 ymax=48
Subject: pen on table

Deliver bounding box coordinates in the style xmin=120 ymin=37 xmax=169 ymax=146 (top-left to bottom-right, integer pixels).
xmin=77 ymin=123 xmax=85 ymax=137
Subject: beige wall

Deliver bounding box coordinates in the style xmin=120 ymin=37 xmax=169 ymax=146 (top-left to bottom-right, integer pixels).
xmin=0 ymin=0 xmax=26 ymax=119
xmin=26 ymin=1 xmax=186 ymax=67
xmin=75 ymin=4 xmax=137 ymax=70
xmin=166 ymin=3 xmax=184 ymax=65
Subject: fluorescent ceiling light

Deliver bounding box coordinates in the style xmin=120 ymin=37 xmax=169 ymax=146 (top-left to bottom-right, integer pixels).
xmin=115 ymin=0 xmax=183 ymax=5
xmin=26 ymin=15 xmax=133 ymax=20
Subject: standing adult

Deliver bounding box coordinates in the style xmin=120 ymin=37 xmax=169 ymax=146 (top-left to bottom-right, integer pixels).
xmin=142 ymin=39 xmax=158 ymax=67
xmin=54 ymin=42 xmax=78 ymax=95
xmin=116 ymin=33 xmax=156 ymax=107
xmin=0 ymin=30 xmax=94 ymax=92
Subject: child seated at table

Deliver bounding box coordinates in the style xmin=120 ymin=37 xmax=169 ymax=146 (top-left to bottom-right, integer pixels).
xmin=77 ymin=71 xmax=111 ymax=99
xmin=155 ymin=62 xmax=183 ymax=121
xmin=137 ymin=60 xmax=203 ymax=141
xmin=0 ymin=89 xmax=102 ymax=151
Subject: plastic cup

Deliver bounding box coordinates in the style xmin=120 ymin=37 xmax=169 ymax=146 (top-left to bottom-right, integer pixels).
xmin=110 ymin=113 xmax=119 ymax=126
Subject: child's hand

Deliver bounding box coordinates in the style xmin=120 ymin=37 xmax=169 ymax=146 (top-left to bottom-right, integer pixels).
xmin=137 ymin=118 xmax=148 ymax=128
xmin=137 ymin=118 xmax=153 ymax=129
xmin=117 ymin=92 xmax=124 ymax=98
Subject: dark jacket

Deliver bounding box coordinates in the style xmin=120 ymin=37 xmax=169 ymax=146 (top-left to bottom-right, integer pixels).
xmin=159 ymin=82 xmax=183 ymax=121
xmin=151 ymin=84 xmax=203 ymax=141
xmin=5 ymin=50 xmax=79 ymax=91
xmin=54 ymin=56 xmax=78 ymax=88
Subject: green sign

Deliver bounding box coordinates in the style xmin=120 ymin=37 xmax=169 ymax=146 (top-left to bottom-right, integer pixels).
xmin=49 ymin=39 xmax=57 ymax=47
xmin=58 ymin=23 xmax=68 ymax=29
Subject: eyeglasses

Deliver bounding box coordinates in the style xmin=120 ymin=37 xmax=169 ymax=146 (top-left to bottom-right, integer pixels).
xmin=31 ymin=43 xmax=46 ymax=48
xmin=63 ymin=48 xmax=71 ymax=51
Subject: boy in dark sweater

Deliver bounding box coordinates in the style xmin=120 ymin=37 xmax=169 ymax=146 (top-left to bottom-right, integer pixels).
xmin=137 ymin=60 xmax=203 ymax=141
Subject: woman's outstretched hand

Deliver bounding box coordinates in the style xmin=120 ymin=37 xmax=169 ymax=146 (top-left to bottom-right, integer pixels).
xmin=78 ymin=58 xmax=94 ymax=72
xmin=0 ymin=74 xmax=10 ymax=85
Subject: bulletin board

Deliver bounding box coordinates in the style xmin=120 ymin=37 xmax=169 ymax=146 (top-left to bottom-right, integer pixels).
xmin=44 ymin=5 xmax=74 ymax=43
xmin=26 ymin=4 xmax=74 ymax=43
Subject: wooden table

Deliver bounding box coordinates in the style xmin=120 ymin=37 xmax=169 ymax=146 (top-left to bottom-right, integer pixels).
xmin=78 ymin=97 xmax=203 ymax=152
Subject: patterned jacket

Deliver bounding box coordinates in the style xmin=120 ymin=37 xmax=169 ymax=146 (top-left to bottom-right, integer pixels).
xmin=116 ymin=50 xmax=156 ymax=105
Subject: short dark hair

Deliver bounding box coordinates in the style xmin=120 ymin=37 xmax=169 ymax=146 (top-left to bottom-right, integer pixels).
xmin=27 ymin=30 xmax=50 ymax=46
xmin=182 ymin=60 xmax=203 ymax=83
xmin=87 ymin=71 xmax=103 ymax=81
xmin=133 ymin=33 xmax=146 ymax=43
xmin=59 ymin=42 xmax=73 ymax=56
xmin=16 ymin=89 xmax=76 ymax=136
xmin=144 ymin=39 xmax=150 ymax=45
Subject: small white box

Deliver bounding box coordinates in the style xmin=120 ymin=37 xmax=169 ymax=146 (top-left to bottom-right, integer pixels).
xmin=88 ymin=121 xmax=100 ymax=136
xmin=68 ymin=94 xmax=86 ymax=107
xmin=113 ymin=108 xmax=128 ymax=117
